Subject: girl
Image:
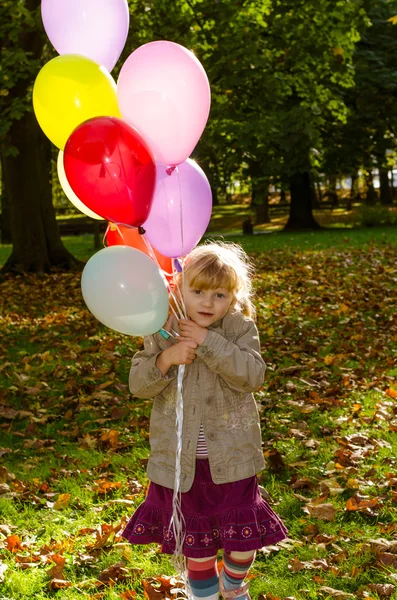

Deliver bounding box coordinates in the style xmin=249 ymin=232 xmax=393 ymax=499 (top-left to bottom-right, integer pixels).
xmin=122 ymin=242 xmax=287 ymax=600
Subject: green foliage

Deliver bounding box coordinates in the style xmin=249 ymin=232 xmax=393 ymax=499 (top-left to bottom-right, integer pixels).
xmin=1 ymin=3 xmax=37 ymax=143
xmin=122 ymin=0 xmax=370 ymax=196
xmin=2 ymin=0 xmax=397 ymax=214
xmin=323 ymin=0 xmax=397 ymax=180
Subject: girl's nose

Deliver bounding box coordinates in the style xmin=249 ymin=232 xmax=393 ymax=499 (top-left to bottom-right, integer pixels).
xmin=201 ymin=294 xmax=212 ymax=307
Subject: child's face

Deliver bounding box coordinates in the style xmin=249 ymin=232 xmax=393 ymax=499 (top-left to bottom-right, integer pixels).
xmin=183 ymin=280 xmax=234 ymax=327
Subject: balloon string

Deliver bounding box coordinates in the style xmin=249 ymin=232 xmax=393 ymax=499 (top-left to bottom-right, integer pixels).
xmin=141 ymin=233 xmax=186 ymax=320
xmin=104 ymin=222 xmax=129 ymax=247
xmin=168 ymin=165 xmax=193 ymax=600
xmin=103 ymin=223 xmax=111 ymax=247
xmin=172 ymin=260 xmax=187 ymax=319
xmin=177 ymin=168 xmax=186 ymax=316
xmin=169 ymin=364 xmax=192 ymax=600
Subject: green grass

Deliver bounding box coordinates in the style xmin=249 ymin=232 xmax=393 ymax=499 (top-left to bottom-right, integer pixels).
xmin=1 ymin=225 xmax=396 ymax=268
xmin=1 ymin=221 xmax=397 ymax=599
xmin=1 ymin=202 xmax=397 ymax=267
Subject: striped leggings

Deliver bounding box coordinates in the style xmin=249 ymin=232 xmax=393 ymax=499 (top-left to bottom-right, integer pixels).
xmin=187 ymin=550 xmax=256 ymax=599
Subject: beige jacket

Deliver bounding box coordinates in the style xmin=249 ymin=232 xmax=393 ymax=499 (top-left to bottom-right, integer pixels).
xmin=129 ymin=311 xmax=266 ymax=492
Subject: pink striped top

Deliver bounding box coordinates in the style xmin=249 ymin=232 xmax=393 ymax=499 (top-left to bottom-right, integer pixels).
xmin=196 ymin=423 xmax=208 ymax=457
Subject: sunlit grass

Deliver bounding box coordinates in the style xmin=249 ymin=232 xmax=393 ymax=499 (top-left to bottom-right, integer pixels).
xmin=1 ymin=204 xmax=397 ymax=267
xmin=1 ymin=221 xmax=396 ymax=599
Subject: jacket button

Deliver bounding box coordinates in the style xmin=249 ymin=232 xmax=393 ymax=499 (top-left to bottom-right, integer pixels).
xmin=216 ymin=466 xmax=223 ymax=474
xmin=205 ymin=398 xmax=212 ymax=405
xmin=208 ymin=432 xmax=216 ymax=441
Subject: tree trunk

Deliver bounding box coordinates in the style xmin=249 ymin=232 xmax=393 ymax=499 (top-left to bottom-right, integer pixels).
xmin=316 ymin=180 xmax=323 ymax=203
xmin=310 ymin=176 xmax=319 ymax=209
xmin=0 ymin=157 xmax=12 ymax=244
xmin=250 ymin=162 xmax=270 ymax=224
xmin=365 ymin=171 xmax=377 ymax=205
xmin=347 ymin=173 xmax=358 ymax=211
xmin=212 ymin=184 xmax=219 ymax=206
xmin=252 ymin=180 xmax=270 ymax=223
xmin=326 ymin=175 xmax=339 ymax=207
xmin=378 ymin=166 xmax=392 ymax=205
xmin=1 ymin=111 xmax=80 ymax=274
xmin=284 ymin=171 xmax=321 ymax=230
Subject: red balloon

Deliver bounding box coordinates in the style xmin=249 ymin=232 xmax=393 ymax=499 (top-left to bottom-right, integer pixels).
xmin=105 ymin=224 xmax=173 ymax=279
xmin=63 ymin=117 xmax=156 ymax=227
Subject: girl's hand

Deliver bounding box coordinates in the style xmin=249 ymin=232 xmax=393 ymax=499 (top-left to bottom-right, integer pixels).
xmin=156 ymin=339 xmax=198 ymax=375
xmin=179 ymin=319 xmax=208 ymax=346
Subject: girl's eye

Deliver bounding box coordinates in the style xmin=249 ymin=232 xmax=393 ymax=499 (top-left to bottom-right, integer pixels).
xmin=215 ymin=293 xmax=225 ymax=299
xmin=194 ymin=290 xmax=202 ymax=295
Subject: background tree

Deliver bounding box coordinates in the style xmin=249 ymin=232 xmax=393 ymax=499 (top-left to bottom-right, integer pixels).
xmin=0 ymin=0 xmax=78 ymax=273
xmin=321 ymin=0 xmax=397 ymax=206
xmin=128 ymin=0 xmax=368 ymax=229
xmin=5 ymin=0 xmax=393 ymax=273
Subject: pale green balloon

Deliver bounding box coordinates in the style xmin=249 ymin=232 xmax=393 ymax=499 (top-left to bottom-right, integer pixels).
xmin=82 ymin=245 xmax=169 ymax=336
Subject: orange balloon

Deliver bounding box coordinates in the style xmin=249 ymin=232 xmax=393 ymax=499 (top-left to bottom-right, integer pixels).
xmin=105 ymin=224 xmax=173 ymax=279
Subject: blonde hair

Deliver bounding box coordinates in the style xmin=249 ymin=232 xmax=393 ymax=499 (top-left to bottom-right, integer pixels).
xmin=176 ymin=241 xmax=255 ymax=319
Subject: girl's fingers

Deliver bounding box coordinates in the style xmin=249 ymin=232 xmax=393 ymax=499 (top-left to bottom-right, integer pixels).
xmin=179 ymin=337 xmax=198 ymax=348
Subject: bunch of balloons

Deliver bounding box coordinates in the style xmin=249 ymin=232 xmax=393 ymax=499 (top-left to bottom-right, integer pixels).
xmin=34 ymin=0 xmax=212 ymax=336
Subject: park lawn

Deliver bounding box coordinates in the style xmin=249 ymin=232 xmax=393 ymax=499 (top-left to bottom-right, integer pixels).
xmin=2 ymin=203 xmax=397 ymax=267
xmin=2 ymin=224 xmax=397 ymax=269
xmin=0 ymin=231 xmax=396 ymax=599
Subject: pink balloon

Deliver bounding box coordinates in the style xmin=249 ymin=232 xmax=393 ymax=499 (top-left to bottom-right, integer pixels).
xmin=41 ymin=0 xmax=129 ymax=72
xmin=143 ymin=160 xmax=212 ymax=258
xmin=117 ymin=41 xmax=211 ymax=166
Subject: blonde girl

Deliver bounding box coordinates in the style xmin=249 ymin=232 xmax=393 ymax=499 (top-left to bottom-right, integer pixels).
xmin=122 ymin=242 xmax=287 ymax=599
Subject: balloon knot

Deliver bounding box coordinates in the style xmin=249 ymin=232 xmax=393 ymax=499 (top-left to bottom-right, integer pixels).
xmin=166 ymin=165 xmax=177 ymax=176
xmin=174 ymin=259 xmax=182 ymax=273
xmin=138 ymin=226 xmax=146 ymax=235
xmin=109 ymin=222 xmax=117 ymax=231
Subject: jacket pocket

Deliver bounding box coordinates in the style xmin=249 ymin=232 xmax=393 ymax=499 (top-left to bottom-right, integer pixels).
xmin=152 ymin=384 xmax=177 ymax=417
xmin=217 ymin=380 xmax=250 ymax=415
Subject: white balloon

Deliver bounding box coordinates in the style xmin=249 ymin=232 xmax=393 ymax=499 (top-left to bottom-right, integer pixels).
xmin=81 ymin=245 xmax=169 ymax=336
xmin=57 ymin=151 xmax=104 ymax=220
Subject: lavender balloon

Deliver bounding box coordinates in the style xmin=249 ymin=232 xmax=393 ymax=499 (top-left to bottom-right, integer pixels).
xmin=143 ymin=160 xmax=212 ymax=258
xmin=41 ymin=0 xmax=129 ymax=72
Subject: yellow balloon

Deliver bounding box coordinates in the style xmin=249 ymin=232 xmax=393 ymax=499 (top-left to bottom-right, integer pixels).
xmin=33 ymin=54 xmax=121 ymax=150
xmin=57 ymin=151 xmax=104 ymax=220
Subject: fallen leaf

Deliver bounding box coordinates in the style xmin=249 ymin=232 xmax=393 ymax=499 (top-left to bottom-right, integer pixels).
xmin=48 ymin=578 xmax=72 ymax=590
xmin=53 ymin=493 xmax=71 ymax=510
xmin=368 ymin=583 xmax=395 ymax=597
xmin=5 ymin=535 xmax=24 ymax=552
xmin=97 ymin=562 xmax=130 ymax=585
xmin=307 ymin=503 xmax=336 ymax=521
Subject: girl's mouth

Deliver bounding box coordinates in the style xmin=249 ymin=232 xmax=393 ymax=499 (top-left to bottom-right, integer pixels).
xmin=198 ymin=312 xmax=213 ymax=317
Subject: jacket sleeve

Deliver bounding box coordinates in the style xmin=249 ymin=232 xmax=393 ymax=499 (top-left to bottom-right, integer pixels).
xmin=129 ymin=335 xmax=178 ymax=399
xmin=195 ymin=318 xmax=266 ymax=393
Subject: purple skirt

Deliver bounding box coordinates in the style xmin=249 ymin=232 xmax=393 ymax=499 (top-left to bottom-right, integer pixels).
xmin=121 ymin=459 xmax=288 ymax=558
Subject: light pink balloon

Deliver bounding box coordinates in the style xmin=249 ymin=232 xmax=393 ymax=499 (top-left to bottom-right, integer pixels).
xmin=41 ymin=0 xmax=130 ymax=72
xmin=117 ymin=41 xmax=211 ymax=166
xmin=143 ymin=160 xmax=212 ymax=258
